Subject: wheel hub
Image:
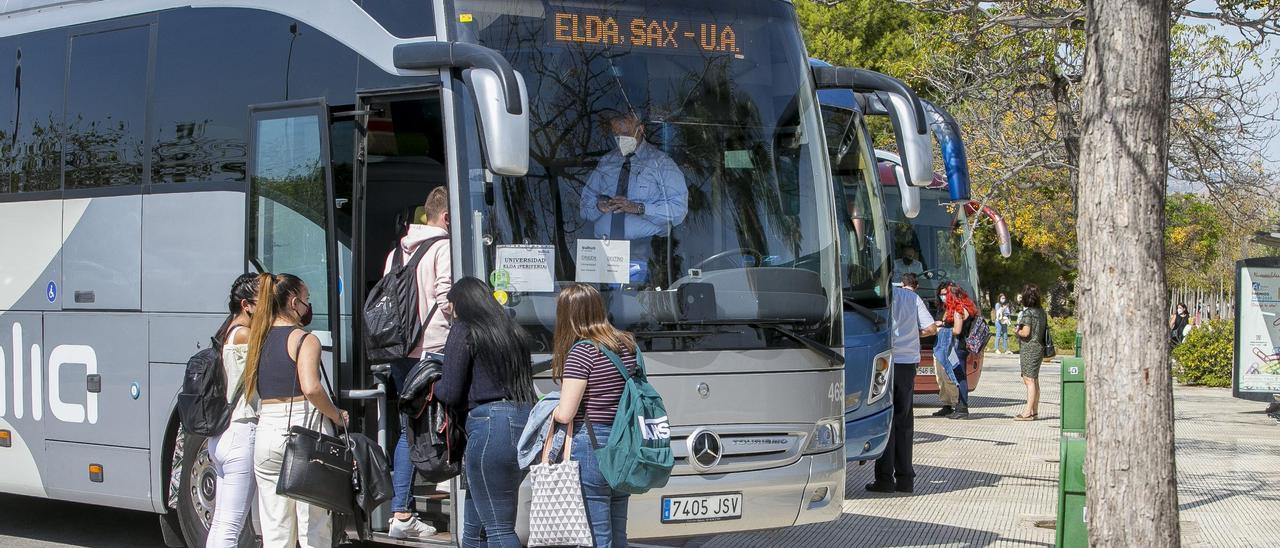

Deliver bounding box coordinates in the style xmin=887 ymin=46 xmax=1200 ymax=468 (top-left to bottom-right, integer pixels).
xmin=187 ymin=439 xmax=216 ymax=530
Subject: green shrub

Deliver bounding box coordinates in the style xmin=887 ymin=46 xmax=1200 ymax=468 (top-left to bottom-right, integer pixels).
xmin=1048 ymin=316 xmax=1077 ymax=356
xmin=1171 ymin=319 xmax=1234 ymax=387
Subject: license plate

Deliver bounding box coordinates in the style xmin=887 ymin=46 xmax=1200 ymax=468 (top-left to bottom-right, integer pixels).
xmin=917 ymin=366 xmax=936 ymax=376
xmin=661 ymin=492 xmax=742 ymax=523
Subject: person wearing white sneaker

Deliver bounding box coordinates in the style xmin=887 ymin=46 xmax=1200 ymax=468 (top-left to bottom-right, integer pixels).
xmin=388 ymin=514 xmax=437 ymax=539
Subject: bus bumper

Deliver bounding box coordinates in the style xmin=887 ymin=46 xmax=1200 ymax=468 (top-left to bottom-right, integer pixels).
xmin=844 ymin=404 xmax=892 ymax=462
xmin=627 ymin=448 xmax=845 ymax=539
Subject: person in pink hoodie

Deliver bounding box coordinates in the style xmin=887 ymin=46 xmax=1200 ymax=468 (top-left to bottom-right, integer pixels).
xmin=383 ymin=185 xmax=452 ymax=539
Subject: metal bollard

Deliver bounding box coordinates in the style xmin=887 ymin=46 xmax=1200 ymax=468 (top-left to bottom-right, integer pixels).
xmin=1055 ymin=435 xmax=1087 ymax=547
xmin=1060 ymin=357 xmax=1086 ymax=434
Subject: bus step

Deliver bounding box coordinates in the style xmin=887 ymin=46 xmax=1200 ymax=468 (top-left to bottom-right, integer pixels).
xmin=369 ymin=531 xmax=455 ymax=546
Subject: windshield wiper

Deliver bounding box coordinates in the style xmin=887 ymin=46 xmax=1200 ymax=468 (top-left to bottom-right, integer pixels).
xmin=843 ymin=298 xmax=885 ymax=330
xmin=665 ymin=319 xmax=845 ymax=366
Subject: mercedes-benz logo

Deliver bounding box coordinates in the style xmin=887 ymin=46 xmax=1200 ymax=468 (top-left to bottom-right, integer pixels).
xmin=687 ymin=429 xmax=723 ymax=472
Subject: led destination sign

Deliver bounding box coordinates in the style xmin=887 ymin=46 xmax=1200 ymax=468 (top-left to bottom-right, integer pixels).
xmin=552 ymin=12 xmax=744 ymax=58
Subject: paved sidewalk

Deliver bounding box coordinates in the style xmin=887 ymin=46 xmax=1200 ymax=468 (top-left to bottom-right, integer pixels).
xmin=693 ymin=353 xmax=1280 ymax=548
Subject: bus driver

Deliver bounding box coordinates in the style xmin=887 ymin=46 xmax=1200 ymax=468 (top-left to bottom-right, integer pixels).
xmin=580 ymin=112 xmax=688 ymax=287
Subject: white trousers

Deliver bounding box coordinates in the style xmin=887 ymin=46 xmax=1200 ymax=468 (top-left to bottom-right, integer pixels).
xmin=254 ymin=402 xmax=333 ymax=548
xmin=207 ymin=420 xmax=257 ymax=548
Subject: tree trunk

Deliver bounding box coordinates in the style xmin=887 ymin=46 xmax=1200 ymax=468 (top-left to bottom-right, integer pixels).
xmin=1077 ymin=0 xmax=1179 ymax=545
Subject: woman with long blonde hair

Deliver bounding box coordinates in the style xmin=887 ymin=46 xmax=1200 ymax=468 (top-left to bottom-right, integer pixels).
xmin=550 ymin=283 xmax=637 ymax=547
xmin=243 ymin=273 xmax=347 ymax=548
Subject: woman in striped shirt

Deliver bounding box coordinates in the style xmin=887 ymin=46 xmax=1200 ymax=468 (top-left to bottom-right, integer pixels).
xmin=551 ymin=283 xmax=638 ymax=547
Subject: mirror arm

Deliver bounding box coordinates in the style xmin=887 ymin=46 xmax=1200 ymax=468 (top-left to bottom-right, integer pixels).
xmin=393 ymin=41 xmax=523 ymax=116
xmin=812 ymin=66 xmax=927 ymax=135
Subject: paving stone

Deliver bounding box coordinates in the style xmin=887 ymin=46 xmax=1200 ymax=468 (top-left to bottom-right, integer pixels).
xmin=686 ymin=353 xmax=1280 ymax=548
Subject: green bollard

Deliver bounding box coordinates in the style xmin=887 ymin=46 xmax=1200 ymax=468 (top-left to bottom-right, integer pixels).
xmin=1060 ymin=357 xmax=1086 ymax=434
xmin=1056 ymin=435 xmax=1087 ymax=547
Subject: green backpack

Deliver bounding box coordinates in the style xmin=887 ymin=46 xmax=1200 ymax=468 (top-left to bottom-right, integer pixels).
xmin=580 ymin=341 xmax=673 ymax=494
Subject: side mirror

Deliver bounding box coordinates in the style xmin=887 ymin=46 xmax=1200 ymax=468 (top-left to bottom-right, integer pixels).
xmin=394 ymin=41 xmax=530 ymax=176
xmin=812 ymin=66 xmax=934 ymax=187
xmin=922 ymin=100 xmax=971 ymax=202
xmin=894 ymin=164 xmax=921 ymax=219
xmin=861 ymin=92 xmax=934 ymax=188
xmin=875 ymin=150 xmax=921 ymax=219
xmin=963 ymin=202 xmax=1013 ymax=258
xmin=463 ymin=68 xmax=530 ymax=176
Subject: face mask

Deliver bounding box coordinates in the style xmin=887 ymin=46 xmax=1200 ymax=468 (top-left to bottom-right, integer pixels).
xmin=1000 ymin=297 xmax=1006 ymax=303
xmin=297 ymin=301 xmax=313 ymax=327
xmin=940 ymin=295 xmax=947 ymax=303
xmin=616 ymin=135 xmax=638 ymax=156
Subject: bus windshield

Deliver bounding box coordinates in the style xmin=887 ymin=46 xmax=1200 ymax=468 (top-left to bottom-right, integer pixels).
xmin=822 ymin=105 xmax=890 ymax=308
xmin=884 ymin=188 xmax=979 ymax=304
xmin=458 ymin=0 xmax=838 ymax=352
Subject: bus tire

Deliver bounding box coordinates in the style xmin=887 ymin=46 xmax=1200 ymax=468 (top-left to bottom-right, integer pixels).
xmin=175 ymin=430 xmax=255 ymax=548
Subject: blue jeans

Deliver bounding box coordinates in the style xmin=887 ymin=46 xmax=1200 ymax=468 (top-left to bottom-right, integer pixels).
xmin=462 ymin=402 xmax=531 ymax=548
xmin=954 ymin=346 xmax=971 ymax=407
xmin=994 ymin=321 xmax=1009 ymax=352
xmin=573 ymin=422 xmax=630 ymax=548
xmin=389 ymin=358 xmax=417 ymax=513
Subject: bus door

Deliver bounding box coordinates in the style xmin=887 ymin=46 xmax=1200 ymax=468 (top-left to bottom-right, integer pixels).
xmin=349 ymin=87 xmax=452 ymax=541
xmin=245 ymin=99 xmax=343 ymax=382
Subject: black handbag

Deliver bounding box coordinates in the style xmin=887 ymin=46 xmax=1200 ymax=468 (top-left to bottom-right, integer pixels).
xmin=276 ymin=356 xmax=356 ymax=515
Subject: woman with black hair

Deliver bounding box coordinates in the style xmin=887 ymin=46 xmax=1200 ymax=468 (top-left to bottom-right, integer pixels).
xmin=206 ymin=274 xmax=259 ymax=548
xmin=434 ymin=277 xmax=537 ymax=548
xmin=1015 ymin=284 xmax=1048 ymax=420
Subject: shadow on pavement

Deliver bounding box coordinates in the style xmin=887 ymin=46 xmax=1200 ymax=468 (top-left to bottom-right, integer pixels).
xmin=0 ymin=493 xmax=167 ymax=547
xmin=845 ymin=463 xmax=1006 ymax=498
xmin=654 ymin=513 xmax=1051 ymax=548
xmin=1177 ymin=472 xmax=1280 ymax=512
xmin=914 ymin=395 xmax=1028 ymax=409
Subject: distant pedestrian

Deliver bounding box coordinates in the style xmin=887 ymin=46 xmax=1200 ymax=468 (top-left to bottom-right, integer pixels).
xmin=435 ymin=277 xmax=537 ymax=548
xmin=1169 ymin=303 xmax=1190 ymax=346
xmin=993 ymin=293 xmax=1012 ymax=354
xmin=867 ymin=273 xmax=939 ymax=494
xmin=550 ymin=283 xmax=639 ymax=545
xmin=1014 ymin=284 xmax=1047 ymax=420
xmin=206 ymin=274 xmax=259 ymax=548
xmin=943 ymin=284 xmax=979 ymax=419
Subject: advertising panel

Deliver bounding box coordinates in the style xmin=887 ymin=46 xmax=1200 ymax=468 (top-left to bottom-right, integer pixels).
xmin=1233 ymin=257 xmax=1280 ymax=400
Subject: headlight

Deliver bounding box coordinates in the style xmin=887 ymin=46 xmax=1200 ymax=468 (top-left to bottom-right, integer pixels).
xmin=804 ymin=417 xmax=844 ymax=454
xmin=867 ymin=351 xmax=893 ymax=405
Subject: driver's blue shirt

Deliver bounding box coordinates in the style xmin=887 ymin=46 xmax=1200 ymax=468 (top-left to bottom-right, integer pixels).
xmin=581 ymin=142 xmax=688 ymax=240
xmin=892 ymin=258 xmax=925 ymax=282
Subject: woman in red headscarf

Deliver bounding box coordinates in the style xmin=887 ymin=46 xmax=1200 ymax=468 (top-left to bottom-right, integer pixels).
xmin=941 ymin=284 xmax=979 ymax=418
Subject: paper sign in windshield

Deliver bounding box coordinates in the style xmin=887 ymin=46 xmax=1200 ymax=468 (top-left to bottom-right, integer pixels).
xmin=575 ymin=239 xmax=630 ymax=284
xmin=494 ymin=245 xmax=555 ymax=292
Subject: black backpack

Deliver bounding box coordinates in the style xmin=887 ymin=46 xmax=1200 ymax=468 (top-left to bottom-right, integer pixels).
xmin=363 ymin=236 xmax=447 ymax=364
xmin=176 ymin=337 xmax=243 ymax=437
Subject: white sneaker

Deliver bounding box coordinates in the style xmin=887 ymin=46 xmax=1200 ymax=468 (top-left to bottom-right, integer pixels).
xmin=388 ymin=515 xmax=437 ymax=539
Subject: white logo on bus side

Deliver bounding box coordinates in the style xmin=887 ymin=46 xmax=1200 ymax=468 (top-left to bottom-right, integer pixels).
xmin=0 ymin=323 xmax=99 ymax=424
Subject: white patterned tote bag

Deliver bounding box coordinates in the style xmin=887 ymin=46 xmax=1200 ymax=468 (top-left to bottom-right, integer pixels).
xmin=527 ymin=421 xmax=593 ymax=547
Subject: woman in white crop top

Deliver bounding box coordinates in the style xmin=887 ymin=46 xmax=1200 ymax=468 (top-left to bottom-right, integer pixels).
xmin=206 ymin=274 xmax=260 ymax=548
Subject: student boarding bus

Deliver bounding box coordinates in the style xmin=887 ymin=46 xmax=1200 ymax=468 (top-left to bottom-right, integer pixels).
xmin=0 ymin=1 xmax=934 ymax=545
